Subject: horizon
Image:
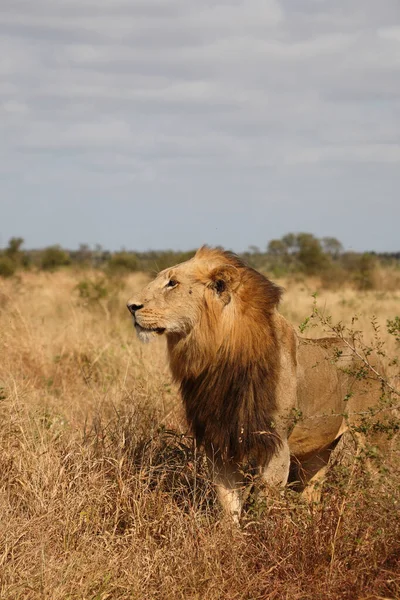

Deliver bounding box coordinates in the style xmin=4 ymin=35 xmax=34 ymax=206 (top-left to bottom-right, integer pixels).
xmin=1 ymin=235 xmax=399 ymax=256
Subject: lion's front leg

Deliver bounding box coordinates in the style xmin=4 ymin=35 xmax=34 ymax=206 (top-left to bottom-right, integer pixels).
xmin=208 ymin=455 xmax=244 ymax=523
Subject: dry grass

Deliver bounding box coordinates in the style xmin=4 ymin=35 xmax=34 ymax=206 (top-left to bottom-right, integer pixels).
xmin=0 ymin=270 xmax=399 ymax=600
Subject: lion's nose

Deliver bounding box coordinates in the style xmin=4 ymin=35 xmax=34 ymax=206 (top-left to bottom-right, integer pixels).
xmin=127 ymin=302 xmax=144 ymax=315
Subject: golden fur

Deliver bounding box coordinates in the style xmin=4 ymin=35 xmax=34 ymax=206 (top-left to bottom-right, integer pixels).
xmin=127 ymin=246 xmax=383 ymax=520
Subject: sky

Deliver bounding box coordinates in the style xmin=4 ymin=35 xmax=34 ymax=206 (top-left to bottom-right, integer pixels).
xmin=1 ymin=0 xmax=400 ymax=253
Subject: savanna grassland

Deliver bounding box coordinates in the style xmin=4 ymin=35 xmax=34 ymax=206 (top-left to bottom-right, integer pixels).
xmin=0 ymin=269 xmax=399 ymax=600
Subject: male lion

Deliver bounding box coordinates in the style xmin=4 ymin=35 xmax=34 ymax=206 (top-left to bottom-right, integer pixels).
xmin=127 ymin=246 xmax=383 ymax=521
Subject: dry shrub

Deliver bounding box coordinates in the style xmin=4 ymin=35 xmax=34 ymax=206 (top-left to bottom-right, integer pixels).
xmin=314 ymin=261 xmax=400 ymax=292
xmin=0 ymin=271 xmax=399 ymax=599
xmin=372 ymin=265 xmax=400 ymax=292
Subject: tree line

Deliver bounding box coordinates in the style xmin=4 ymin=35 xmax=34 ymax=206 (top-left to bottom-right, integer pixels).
xmin=0 ymin=234 xmax=399 ymax=290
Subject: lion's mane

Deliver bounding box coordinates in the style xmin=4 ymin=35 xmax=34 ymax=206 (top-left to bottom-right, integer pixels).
xmin=167 ymin=248 xmax=283 ymax=466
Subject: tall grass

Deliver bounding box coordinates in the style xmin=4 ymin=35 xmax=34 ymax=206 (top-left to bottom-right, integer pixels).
xmin=0 ymin=271 xmax=399 ymax=599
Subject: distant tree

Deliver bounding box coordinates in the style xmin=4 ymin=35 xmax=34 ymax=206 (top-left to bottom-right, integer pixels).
xmin=281 ymin=233 xmax=299 ymax=254
xmin=322 ymin=237 xmax=343 ymax=259
xmin=92 ymin=244 xmax=107 ymax=268
xmin=5 ymin=237 xmax=24 ymax=258
xmin=41 ymin=246 xmax=71 ymax=271
xmin=267 ymin=239 xmax=287 ymax=257
xmin=75 ymin=244 xmax=92 ymax=265
xmin=1 ymin=237 xmax=30 ymax=273
xmin=297 ymin=233 xmax=329 ymax=275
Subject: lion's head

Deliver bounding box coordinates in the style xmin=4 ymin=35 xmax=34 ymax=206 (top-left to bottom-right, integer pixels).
xmin=127 ymin=245 xmax=282 ymax=343
xmin=127 ymin=246 xmax=283 ymax=464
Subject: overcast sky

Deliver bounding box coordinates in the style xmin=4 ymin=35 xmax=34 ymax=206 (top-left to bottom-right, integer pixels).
xmin=1 ymin=0 xmax=399 ymax=253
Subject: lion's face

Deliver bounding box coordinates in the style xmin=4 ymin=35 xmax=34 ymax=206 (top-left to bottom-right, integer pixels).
xmin=127 ymin=248 xmax=238 ymax=343
xmin=127 ymin=259 xmax=204 ymax=342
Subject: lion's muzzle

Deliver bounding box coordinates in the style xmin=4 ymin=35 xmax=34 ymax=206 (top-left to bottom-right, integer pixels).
xmin=127 ymin=302 xmax=166 ymax=340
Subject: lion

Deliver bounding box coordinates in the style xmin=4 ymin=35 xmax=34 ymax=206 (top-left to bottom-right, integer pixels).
xmin=127 ymin=246 xmax=385 ymax=521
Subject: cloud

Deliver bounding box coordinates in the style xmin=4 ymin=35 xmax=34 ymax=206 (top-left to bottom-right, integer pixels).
xmin=0 ymin=0 xmax=399 ymax=251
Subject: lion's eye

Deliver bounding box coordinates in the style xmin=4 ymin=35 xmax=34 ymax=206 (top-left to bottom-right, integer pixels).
xmin=166 ymin=279 xmax=178 ymax=288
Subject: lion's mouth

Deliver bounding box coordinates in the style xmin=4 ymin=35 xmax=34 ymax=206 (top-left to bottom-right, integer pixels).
xmin=135 ymin=323 xmax=166 ymax=335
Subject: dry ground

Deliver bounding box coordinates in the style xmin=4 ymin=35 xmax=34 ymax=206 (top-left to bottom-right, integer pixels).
xmin=0 ymin=270 xmax=399 ymax=600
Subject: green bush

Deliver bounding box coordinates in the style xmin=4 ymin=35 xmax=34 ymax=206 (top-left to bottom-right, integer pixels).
xmin=353 ymin=253 xmax=377 ymax=290
xmin=387 ymin=316 xmax=400 ymax=344
xmin=75 ymin=274 xmax=125 ymax=318
xmin=0 ymin=256 xmax=16 ymax=278
xmin=107 ymin=252 xmax=138 ymax=274
xmin=41 ymin=246 xmax=71 ymax=271
xmin=76 ymin=277 xmax=109 ymax=304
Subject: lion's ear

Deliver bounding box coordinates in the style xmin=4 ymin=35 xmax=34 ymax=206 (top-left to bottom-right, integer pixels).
xmin=208 ymin=265 xmax=240 ymax=304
